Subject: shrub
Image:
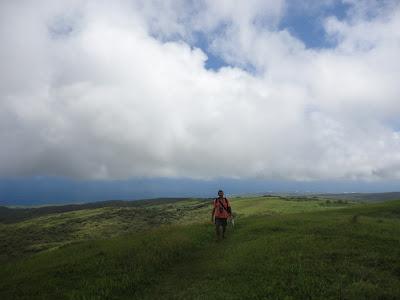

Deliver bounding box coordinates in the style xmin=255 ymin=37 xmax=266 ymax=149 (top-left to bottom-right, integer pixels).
xmin=351 ymin=214 xmax=359 ymax=223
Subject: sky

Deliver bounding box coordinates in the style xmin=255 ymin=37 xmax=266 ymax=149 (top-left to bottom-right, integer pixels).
xmin=1 ymin=0 xmax=400 ymax=204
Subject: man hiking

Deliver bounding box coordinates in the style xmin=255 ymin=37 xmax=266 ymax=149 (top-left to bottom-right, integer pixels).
xmin=211 ymin=190 xmax=232 ymax=240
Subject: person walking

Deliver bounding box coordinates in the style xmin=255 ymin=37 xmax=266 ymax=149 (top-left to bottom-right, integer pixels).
xmin=211 ymin=190 xmax=232 ymax=240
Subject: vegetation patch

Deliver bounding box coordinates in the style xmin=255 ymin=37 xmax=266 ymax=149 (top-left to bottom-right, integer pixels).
xmin=1 ymin=197 xmax=399 ymax=299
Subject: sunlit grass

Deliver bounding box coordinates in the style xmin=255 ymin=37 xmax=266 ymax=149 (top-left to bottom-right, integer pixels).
xmin=1 ymin=197 xmax=399 ymax=299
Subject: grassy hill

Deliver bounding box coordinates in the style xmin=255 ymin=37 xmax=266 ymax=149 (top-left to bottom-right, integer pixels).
xmin=1 ymin=196 xmax=399 ymax=299
xmin=316 ymin=192 xmax=400 ymax=203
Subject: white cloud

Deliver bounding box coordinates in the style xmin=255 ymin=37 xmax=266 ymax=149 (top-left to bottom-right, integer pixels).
xmin=1 ymin=0 xmax=400 ymax=181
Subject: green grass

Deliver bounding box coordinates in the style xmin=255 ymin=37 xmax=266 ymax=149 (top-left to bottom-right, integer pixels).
xmin=159 ymin=208 xmax=400 ymax=299
xmin=0 ymin=196 xmax=350 ymax=263
xmin=1 ymin=197 xmax=399 ymax=299
xmin=231 ymin=196 xmax=353 ymax=216
xmin=0 ymin=199 xmax=210 ymax=262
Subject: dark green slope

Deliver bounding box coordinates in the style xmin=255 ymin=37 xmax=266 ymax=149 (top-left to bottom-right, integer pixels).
xmin=317 ymin=192 xmax=400 ymax=203
xmin=1 ymin=201 xmax=399 ymax=299
xmin=0 ymin=197 xmax=198 ymax=224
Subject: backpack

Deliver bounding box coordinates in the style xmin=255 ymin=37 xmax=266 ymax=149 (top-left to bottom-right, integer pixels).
xmin=215 ymin=197 xmax=232 ymax=214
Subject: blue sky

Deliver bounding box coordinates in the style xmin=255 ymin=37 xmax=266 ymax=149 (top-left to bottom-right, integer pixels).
xmin=279 ymin=1 xmax=351 ymax=49
xmin=194 ymin=31 xmax=228 ymax=70
xmin=1 ymin=0 xmax=400 ymax=205
xmin=196 ymin=1 xmax=353 ymax=71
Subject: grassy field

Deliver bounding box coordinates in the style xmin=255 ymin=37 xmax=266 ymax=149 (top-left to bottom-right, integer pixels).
xmin=0 ymin=198 xmax=210 ymax=263
xmin=1 ymin=196 xmax=399 ymax=299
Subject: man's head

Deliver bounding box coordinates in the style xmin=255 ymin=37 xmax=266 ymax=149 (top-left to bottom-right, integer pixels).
xmin=218 ymin=190 xmax=224 ymax=198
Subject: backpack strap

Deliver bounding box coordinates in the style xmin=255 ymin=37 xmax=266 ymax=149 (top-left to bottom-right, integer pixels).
xmin=224 ymin=198 xmax=232 ymax=214
xmin=217 ymin=198 xmax=230 ymax=213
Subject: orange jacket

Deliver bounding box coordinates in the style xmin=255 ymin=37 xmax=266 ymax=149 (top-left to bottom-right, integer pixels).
xmin=213 ymin=197 xmax=231 ymax=219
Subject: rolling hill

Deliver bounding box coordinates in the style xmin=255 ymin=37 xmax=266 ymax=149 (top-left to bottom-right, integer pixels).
xmin=1 ymin=196 xmax=399 ymax=299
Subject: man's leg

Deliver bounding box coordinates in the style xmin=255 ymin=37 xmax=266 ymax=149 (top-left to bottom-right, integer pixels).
xmin=215 ymin=218 xmax=222 ymax=240
xmin=215 ymin=224 xmax=221 ymax=239
xmin=222 ymin=224 xmax=226 ymax=239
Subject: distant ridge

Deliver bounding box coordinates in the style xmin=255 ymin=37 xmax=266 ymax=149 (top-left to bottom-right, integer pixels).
xmin=0 ymin=197 xmax=205 ymax=224
xmin=316 ymin=192 xmax=400 ymax=202
xmin=2 ymin=192 xmax=400 ymax=224
xmin=235 ymin=191 xmax=400 ymax=202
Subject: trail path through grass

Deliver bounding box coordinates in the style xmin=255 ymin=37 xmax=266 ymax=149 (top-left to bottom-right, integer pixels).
xmin=141 ymin=203 xmax=400 ymax=299
xmin=1 ymin=198 xmax=399 ymax=299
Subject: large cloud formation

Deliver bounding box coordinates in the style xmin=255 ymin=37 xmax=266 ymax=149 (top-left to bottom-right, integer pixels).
xmin=1 ymin=0 xmax=400 ymax=181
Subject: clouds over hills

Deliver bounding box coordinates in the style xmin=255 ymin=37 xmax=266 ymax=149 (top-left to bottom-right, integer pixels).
xmin=1 ymin=0 xmax=400 ymax=181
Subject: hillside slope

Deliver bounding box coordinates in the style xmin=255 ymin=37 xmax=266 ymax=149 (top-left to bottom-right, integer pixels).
xmin=1 ymin=198 xmax=399 ymax=299
xmin=317 ymin=192 xmax=400 ymax=203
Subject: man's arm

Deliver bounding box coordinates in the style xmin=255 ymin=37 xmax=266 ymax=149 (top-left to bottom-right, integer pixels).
xmin=226 ymin=198 xmax=232 ymax=217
